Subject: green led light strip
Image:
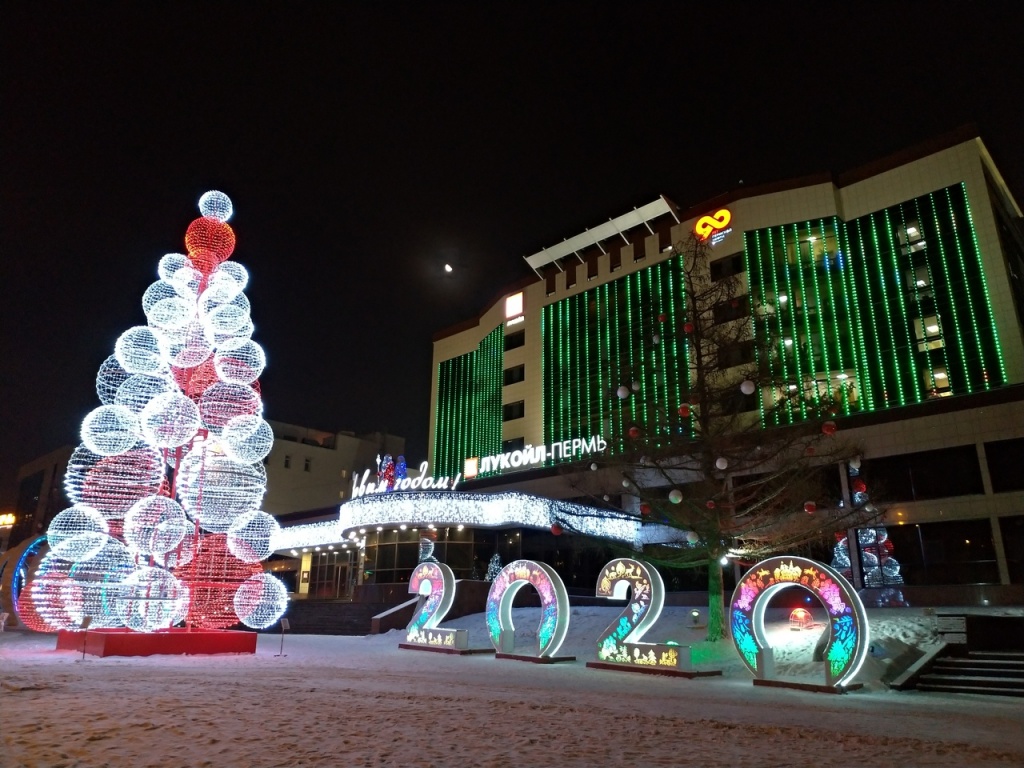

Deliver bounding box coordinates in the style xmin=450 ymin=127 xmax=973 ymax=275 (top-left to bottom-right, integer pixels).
xmin=960 ymin=182 xmax=1007 ymax=384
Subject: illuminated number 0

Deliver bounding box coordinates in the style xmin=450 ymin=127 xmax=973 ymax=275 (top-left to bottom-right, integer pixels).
xmin=485 ymin=559 xmax=569 ymax=657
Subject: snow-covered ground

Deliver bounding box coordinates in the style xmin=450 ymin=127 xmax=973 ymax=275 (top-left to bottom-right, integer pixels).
xmin=2 ymin=606 xmax=1023 ymax=767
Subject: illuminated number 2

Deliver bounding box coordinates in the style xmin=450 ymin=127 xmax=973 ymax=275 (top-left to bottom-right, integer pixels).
xmin=405 ymin=561 xmax=458 ymax=646
xmin=594 ymin=557 xmax=680 ymax=668
xmin=485 ymin=559 xmax=569 ymax=657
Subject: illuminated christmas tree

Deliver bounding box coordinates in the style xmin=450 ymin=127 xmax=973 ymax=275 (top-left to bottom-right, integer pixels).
xmin=484 ymin=553 xmax=502 ymax=582
xmin=18 ymin=191 xmax=288 ymax=634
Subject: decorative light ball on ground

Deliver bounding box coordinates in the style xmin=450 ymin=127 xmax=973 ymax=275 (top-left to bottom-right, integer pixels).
xmin=628 ymin=426 xmax=641 ymax=439
xmin=114 ymin=372 xmax=177 ymax=414
xmin=804 ymin=501 xmax=817 ymax=514
xmin=683 ymin=322 xmax=694 ymax=334
xmin=668 ymin=489 xmax=683 ymax=504
xmin=550 ymin=523 xmax=563 ymax=536
xmin=81 ymin=404 xmax=139 ymax=456
xmin=233 ymin=573 xmax=288 ymax=629
xmin=200 ymin=381 xmax=262 ymax=433
xmin=139 ymin=391 xmax=200 ymax=448
xmin=65 ymin=444 xmax=166 ymax=519
xmin=226 ymin=510 xmax=280 ymax=562
xmin=616 ymin=385 xmax=630 ymax=399
xmin=199 ymin=190 xmax=233 ymax=222
xmin=214 ymin=340 xmax=266 ymax=385
xmin=706 ymin=499 xmax=716 ymax=509
xmin=115 ymin=326 xmax=165 ymax=375
xmin=740 ymin=379 xmax=756 ymax=395
xmin=46 ymin=504 xmax=110 ymax=561
xmin=678 ymin=405 xmax=690 ymax=418
xmin=116 ymin=566 xmax=190 ymax=632
xmin=96 ymin=355 xmax=131 ymax=405
xmin=715 ymin=457 xmax=729 ymax=470
xmin=176 ymin=451 xmax=267 ymax=532
xmin=221 ymin=414 xmax=274 ymax=463
xmin=822 ymin=420 xmax=838 ymax=436
xmin=123 ymin=495 xmax=189 ymax=555
xmin=639 ymin=502 xmax=652 ymax=516
xmin=185 ymin=217 xmax=236 ymax=264
xmin=174 ymin=534 xmax=263 ymax=629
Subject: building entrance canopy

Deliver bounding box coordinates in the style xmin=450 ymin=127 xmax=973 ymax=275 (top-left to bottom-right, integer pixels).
xmin=271 ymin=491 xmax=687 ymax=553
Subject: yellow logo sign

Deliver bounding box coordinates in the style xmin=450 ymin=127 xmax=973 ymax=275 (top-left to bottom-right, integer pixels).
xmin=695 ymin=208 xmax=732 ymax=240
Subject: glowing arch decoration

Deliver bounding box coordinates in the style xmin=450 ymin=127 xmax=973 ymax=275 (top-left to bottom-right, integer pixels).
xmin=270 ymin=491 xmax=688 ymax=553
xmin=404 ymin=561 xmax=467 ymax=649
xmin=486 ymin=560 xmax=571 ymax=659
xmin=15 ymin=191 xmax=289 ymax=644
xmin=593 ymin=558 xmax=679 ymax=669
xmin=730 ymin=555 xmax=869 ymax=688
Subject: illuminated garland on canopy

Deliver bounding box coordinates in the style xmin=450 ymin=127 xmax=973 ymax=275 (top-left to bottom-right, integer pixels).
xmin=18 ymin=191 xmax=287 ymax=635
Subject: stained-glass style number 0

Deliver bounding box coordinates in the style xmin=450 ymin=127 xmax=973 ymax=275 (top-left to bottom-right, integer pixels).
xmin=485 ymin=559 xmax=569 ymax=657
xmin=405 ymin=562 xmax=467 ymax=649
xmin=730 ymin=555 xmax=869 ymax=687
xmin=595 ymin=558 xmax=680 ymax=669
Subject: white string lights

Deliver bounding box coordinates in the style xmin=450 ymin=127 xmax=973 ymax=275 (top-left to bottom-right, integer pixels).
xmin=25 ymin=190 xmax=288 ymax=637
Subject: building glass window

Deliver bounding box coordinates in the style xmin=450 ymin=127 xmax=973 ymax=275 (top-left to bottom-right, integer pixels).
xmin=502 ymin=436 xmax=525 ymax=453
xmin=504 ymin=330 xmax=525 ymax=351
xmin=502 ymin=400 xmax=525 ymax=421
xmin=709 ymin=252 xmax=745 ymax=282
xmin=504 ymin=364 xmax=525 ymax=386
xmin=304 ymin=458 xmax=311 ymax=472
xmin=284 ymin=455 xmax=291 ymax=469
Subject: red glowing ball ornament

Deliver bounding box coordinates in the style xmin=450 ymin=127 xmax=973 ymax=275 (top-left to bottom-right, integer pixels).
xmin=185 ymin=217 xmax=236 ymax=264
xmin=822 ymin=420 xmax=838 ymax=436
xmin=639 ymin=502 xmax=652 ymax=517
xmin=705 ymin=499 xmax=716 ymax=509
xmin=683 ymin=322 xmax=695 ymax=334
xmin=678 ymin=405 xmax=691 ymax=418
xmin=804 ymin=501 xmax=817 ymax=514
xmin=851 ymin=478 xmax=867 ymax=494
xmin=550 ymin=523 xmax=563 ymax=536
xmin=628 ymin=426 xmax=641 ymax=439
xmin=658 ymin=313 xmax=668 ymax=322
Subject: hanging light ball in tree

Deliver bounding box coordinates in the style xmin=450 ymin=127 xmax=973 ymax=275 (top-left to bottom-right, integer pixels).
xmin=616 ymin=385 xmax=630 ymax=399
xmin=715 ymin=457 xmax=729 ymax=470
xmin=668 ymin=489 xmax=683 ymax=504
xmin=685 ymin=530 xmax=699 ymax=544
xmin=683 ymin=322 xmax=694 ymax=334
xmin=590 ymin=462 xmax=598 ymax=471
xmin=657 ymin=313 xmax=667 ymax=323
xmin=678 ymin=404 xmax=690 ymax=418
xmin=550 ymin=523 xmax=563 ymax=536
xmin=822 ymin=420 xmax=838 ymax=436
xmin=639 ymin=502 xmax=652 ymax=516
xmin=622 ymin=478 xmax=632 ymax=489
xmin=804 ymin=501 xmax=817 ymax=514
xmin=740 ymin=379 xmax=756 ymax=396
xmin=852 ymin=478 xmax=867 ymax=494
xmin=631 ymin=380 xmax=641 ymax=392
xmin=652 ymin=333 xmax=660 ymax=344
xmin=849 ymin=455 xmax=862 ymax=470
xmin=628 ymin=426 xmax=641 ymax=439
xmin=706 ymin=499 xmax=716 ymax=509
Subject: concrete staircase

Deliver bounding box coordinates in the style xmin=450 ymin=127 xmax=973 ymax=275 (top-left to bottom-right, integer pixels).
xmin=916 ymin=651 xmax=1024 ymax=697
xmin=279 ymin=600 xmax=394 ymax=636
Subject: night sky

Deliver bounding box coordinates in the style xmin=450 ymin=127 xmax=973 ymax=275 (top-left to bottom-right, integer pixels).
xmin=3 ymin=4 xmax=1023 ymax=506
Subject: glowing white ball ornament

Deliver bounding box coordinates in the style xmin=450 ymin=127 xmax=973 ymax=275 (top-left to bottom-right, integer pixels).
xmin=234 ymin=573 xmax=288 ymax=629
xmin=669 ymin=489 xmax=683 ymax=504
xmin=176 ymin=450 xmax=267 ymax=532
xmin=740 ymin=379 xmax=756 ymax=395
xmin=616 ymin=385 xmax=630 ymax=399
xmin=214 ymin=340 xmax=266 ymax=385
xmin=139 ymin=391 xmax=200 ymax=448
xmin=221 ymin=414 xmax=274 ymax=463
xmin=158 ymin=253 xmax=189 ymax=280
xmin=81 ymin=404 xmax=139 ymax=456
xmin=96 ymin=355 xmax=131 ymax=405
xmin=115 ymin=326 xmax=165 ymax=374
xmin=62 ymin=537 xmax=138 ymax=628
xmin=46 ymin=504 xmax=110 ymax=561
xmin=114 ymin=372 xmax=178 ymax=414
xmin=123 ymin=495 xmax=189 ymax=555
xmin=200 ymin=381 xmax=262 ymax=433
xmin=199 ymin=190 xmax=233 ymax=222
xmin=715 ymin=457 xmax=729 ymax=470
xmin=116 ymin=567 xmax=190 ymax=632
xmin=158 ymin=319 xmax=213 ymax=369
xmin=63 ymin=444 xmax=166 ymax=519
xmin=685 ymin=531 xmax=700 ymax=544
xmin=227 ymin=510 xmax=280 ymax=562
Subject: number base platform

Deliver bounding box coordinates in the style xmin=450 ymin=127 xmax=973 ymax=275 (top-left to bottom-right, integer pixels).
xmin=496 ymin=652 xmax=577 ymax=664
xmin=752 ymin=678 xmax=863 ymax=694
xmin=399 ymin=643 xmax=495 ymax=656
xmin=586 ymin=660 xmax=722 ymax=678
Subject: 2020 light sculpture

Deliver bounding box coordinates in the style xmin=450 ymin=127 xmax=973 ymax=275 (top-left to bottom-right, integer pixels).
xmin=18 ymin=191 xmax=287 ymax=635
